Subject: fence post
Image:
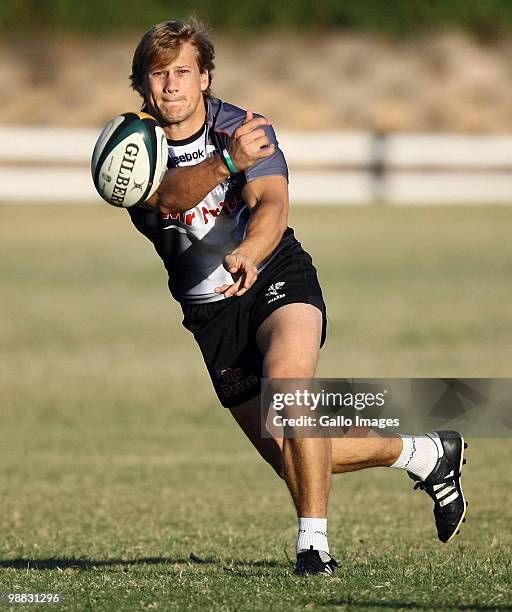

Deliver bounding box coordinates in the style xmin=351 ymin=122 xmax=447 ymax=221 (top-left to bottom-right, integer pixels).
xmin=370 ymin=131 xmax=387 ymax=204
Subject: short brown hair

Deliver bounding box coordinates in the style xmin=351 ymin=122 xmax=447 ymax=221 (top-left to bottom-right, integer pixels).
xmin=130 ymin=18 xmax=215 ymax=98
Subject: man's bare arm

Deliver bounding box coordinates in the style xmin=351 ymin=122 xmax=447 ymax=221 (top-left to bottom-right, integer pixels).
xmin=234 ymin=175 xmax=289 ymax=266
xmin=144 ymin=112 xmax=275 ymax=214
xmin=215 ymin=175 xmax=289 ymax=298
xmin=145 ymin=155 xmax=230 ymax=213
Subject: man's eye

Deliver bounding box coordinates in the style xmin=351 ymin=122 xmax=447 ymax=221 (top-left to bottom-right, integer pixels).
xmin=179 ymin=69 xmax=190 ymax=74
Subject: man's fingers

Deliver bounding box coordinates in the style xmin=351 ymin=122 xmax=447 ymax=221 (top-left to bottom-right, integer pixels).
xmin=215 ymin=279 xmax=241 ymax=296
xmin=238 ymin=132 xmax=275 ymax=151
xmin=250 ymin=135 xmax=274 ymax=151
xmin=238 ymin=127 xmax=268 ymax=144
xmin=214 ymin=283 xmax=230 ymax=294
xmin=223 ymin=277 xmax=244 ymax=298
xmin=216 ymin=267 xmax=257 ymax=297
xmin=236 ymin=135 xmax=274 ymax=163
xmin=244 ymin=110 xmax=254 ymax=123
xmin=236 ymin=270 xmax=257 ymax=296
xmin=219 ymin=252 xmax=257 ymax=297
xmin=234 ymin=287 xmax=249 ymax=297
xmin=257 ymin=143 xmax=276 ymax=158
xmin=235 ymin=117 xmax=269 ymax=137
xmin=243 ymin=267 xmax=257 ymax=289
xmin=244 ymin=141 xmax=275 ymax=161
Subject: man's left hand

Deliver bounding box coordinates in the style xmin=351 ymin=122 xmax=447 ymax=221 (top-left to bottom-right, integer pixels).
xmin=215 ymin=253 xmax=258 ymax=298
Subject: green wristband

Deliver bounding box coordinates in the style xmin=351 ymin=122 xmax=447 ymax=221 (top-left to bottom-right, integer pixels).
xmin=222 ymin=148 xmax=237 ymax=174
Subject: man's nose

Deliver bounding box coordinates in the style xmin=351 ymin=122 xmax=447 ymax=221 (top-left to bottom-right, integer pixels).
xmin=164 ymin=73 xmax=178 ymax=92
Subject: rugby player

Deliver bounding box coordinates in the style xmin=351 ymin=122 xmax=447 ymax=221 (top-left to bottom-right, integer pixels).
xmin=126 ymin=18 xmax=468 ymax=575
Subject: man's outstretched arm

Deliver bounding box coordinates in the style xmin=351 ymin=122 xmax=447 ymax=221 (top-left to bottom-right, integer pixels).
xmin=145 ymin=112 xmax=275 ymax=214
xmin=144 ymin=154 xmax=230 ymax=212
xmin=215 ymin=174 xmax=289 ymax=298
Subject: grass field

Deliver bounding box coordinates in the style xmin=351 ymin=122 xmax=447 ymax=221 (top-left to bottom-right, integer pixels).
xmin=1 ymin=204 xmax=511 ymax=611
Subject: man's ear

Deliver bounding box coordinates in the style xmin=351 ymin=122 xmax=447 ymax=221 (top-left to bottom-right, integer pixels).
xmin=200 ymin=70 xmax=209 ymax=92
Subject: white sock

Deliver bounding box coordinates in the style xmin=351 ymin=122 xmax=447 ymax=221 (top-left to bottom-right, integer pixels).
xmin=296 ymin=517 xmax=329 ymax=554
xmin=390 ymin=433 xmax=442 ymax=481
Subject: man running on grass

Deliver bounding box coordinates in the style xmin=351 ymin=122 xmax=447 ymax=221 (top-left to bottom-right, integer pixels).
xmin=125 ymin=18 xmax=468 ymax=575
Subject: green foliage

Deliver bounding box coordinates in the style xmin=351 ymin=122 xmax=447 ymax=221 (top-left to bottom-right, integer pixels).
xmin=2 ymin=0 xmax=512 ymax=36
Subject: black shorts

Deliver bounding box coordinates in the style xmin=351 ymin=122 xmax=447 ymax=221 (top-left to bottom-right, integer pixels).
xmin=181 ymin=239 xmax=327 ymax=408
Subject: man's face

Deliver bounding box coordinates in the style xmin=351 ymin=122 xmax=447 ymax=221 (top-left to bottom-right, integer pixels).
xmin=143 ymin=41 xmax=208 ymax=128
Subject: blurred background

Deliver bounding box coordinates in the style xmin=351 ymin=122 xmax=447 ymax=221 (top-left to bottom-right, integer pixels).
xmin=1 ymin=0 xmax=512 ymax=203
xmin=1 ymin=2 xmax=511 ymax=608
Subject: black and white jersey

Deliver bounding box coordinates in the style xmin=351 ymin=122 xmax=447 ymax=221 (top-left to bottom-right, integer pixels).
xmin=127 ymin=97 xmax=295 ymax=304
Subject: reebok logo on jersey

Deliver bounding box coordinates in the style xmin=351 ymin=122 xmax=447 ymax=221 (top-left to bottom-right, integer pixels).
xmin=265 ymin=281 xmax=286 ymax=303
xmin=171 ymin=148 xmax=205 ymax=165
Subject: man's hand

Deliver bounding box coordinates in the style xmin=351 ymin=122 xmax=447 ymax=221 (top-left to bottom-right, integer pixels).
xmin=142 ymin=111 xmax=275 ymax=213
xmin=228 ymin=111 xmax=275 ymax=172
xmin=214 ymin=252 xmax=258 ymax=298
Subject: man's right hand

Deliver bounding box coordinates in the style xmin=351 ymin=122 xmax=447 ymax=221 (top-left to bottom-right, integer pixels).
xmin=228 ymin=111 xmax=276 ymax=172
xmin=143 ymin=111 xmax=275 ymax=214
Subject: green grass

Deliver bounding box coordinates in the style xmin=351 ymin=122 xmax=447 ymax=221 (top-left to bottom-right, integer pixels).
xmin=1 ymin=204 xmax=511 ymax=611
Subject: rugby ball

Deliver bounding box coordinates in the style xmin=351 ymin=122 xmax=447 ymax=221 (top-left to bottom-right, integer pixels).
xmin=91 ymin=112 xmax=168 ymax=207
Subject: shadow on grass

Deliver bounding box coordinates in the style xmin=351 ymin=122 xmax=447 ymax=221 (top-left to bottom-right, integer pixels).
xmin=0 ymin=555 xmax=283 ymax=571
xmin=319 ymin=599 xmax=511 ymax=610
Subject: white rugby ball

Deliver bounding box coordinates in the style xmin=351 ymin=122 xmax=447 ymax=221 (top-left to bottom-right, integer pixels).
xmin=91 ymin=112 xmax=168 ymax=207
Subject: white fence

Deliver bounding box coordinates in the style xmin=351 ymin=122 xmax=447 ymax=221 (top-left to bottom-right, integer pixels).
xmin=1 ymin=127 xmax=511 ymax=204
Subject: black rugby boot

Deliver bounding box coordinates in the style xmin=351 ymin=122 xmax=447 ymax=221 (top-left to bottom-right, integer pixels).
xmin=295 ymin=546 xmax=339 ymax=576
xmin=409 ymin=430 xmax=468 ymax=543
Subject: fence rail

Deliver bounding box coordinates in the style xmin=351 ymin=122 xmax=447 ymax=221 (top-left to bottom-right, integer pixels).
xmin=1 ymin=127 xmax=511 ymax=205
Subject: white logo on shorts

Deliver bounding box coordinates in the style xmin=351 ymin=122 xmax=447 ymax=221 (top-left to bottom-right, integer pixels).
xmin=265 ymin=281 xmax=286 ymax=303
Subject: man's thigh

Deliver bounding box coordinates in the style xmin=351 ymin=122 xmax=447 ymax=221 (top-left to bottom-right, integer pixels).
xmin=228 ymin=304 xmax=323 ymax=473
xmin=256 ymin=303 xmax=323 ymax=378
